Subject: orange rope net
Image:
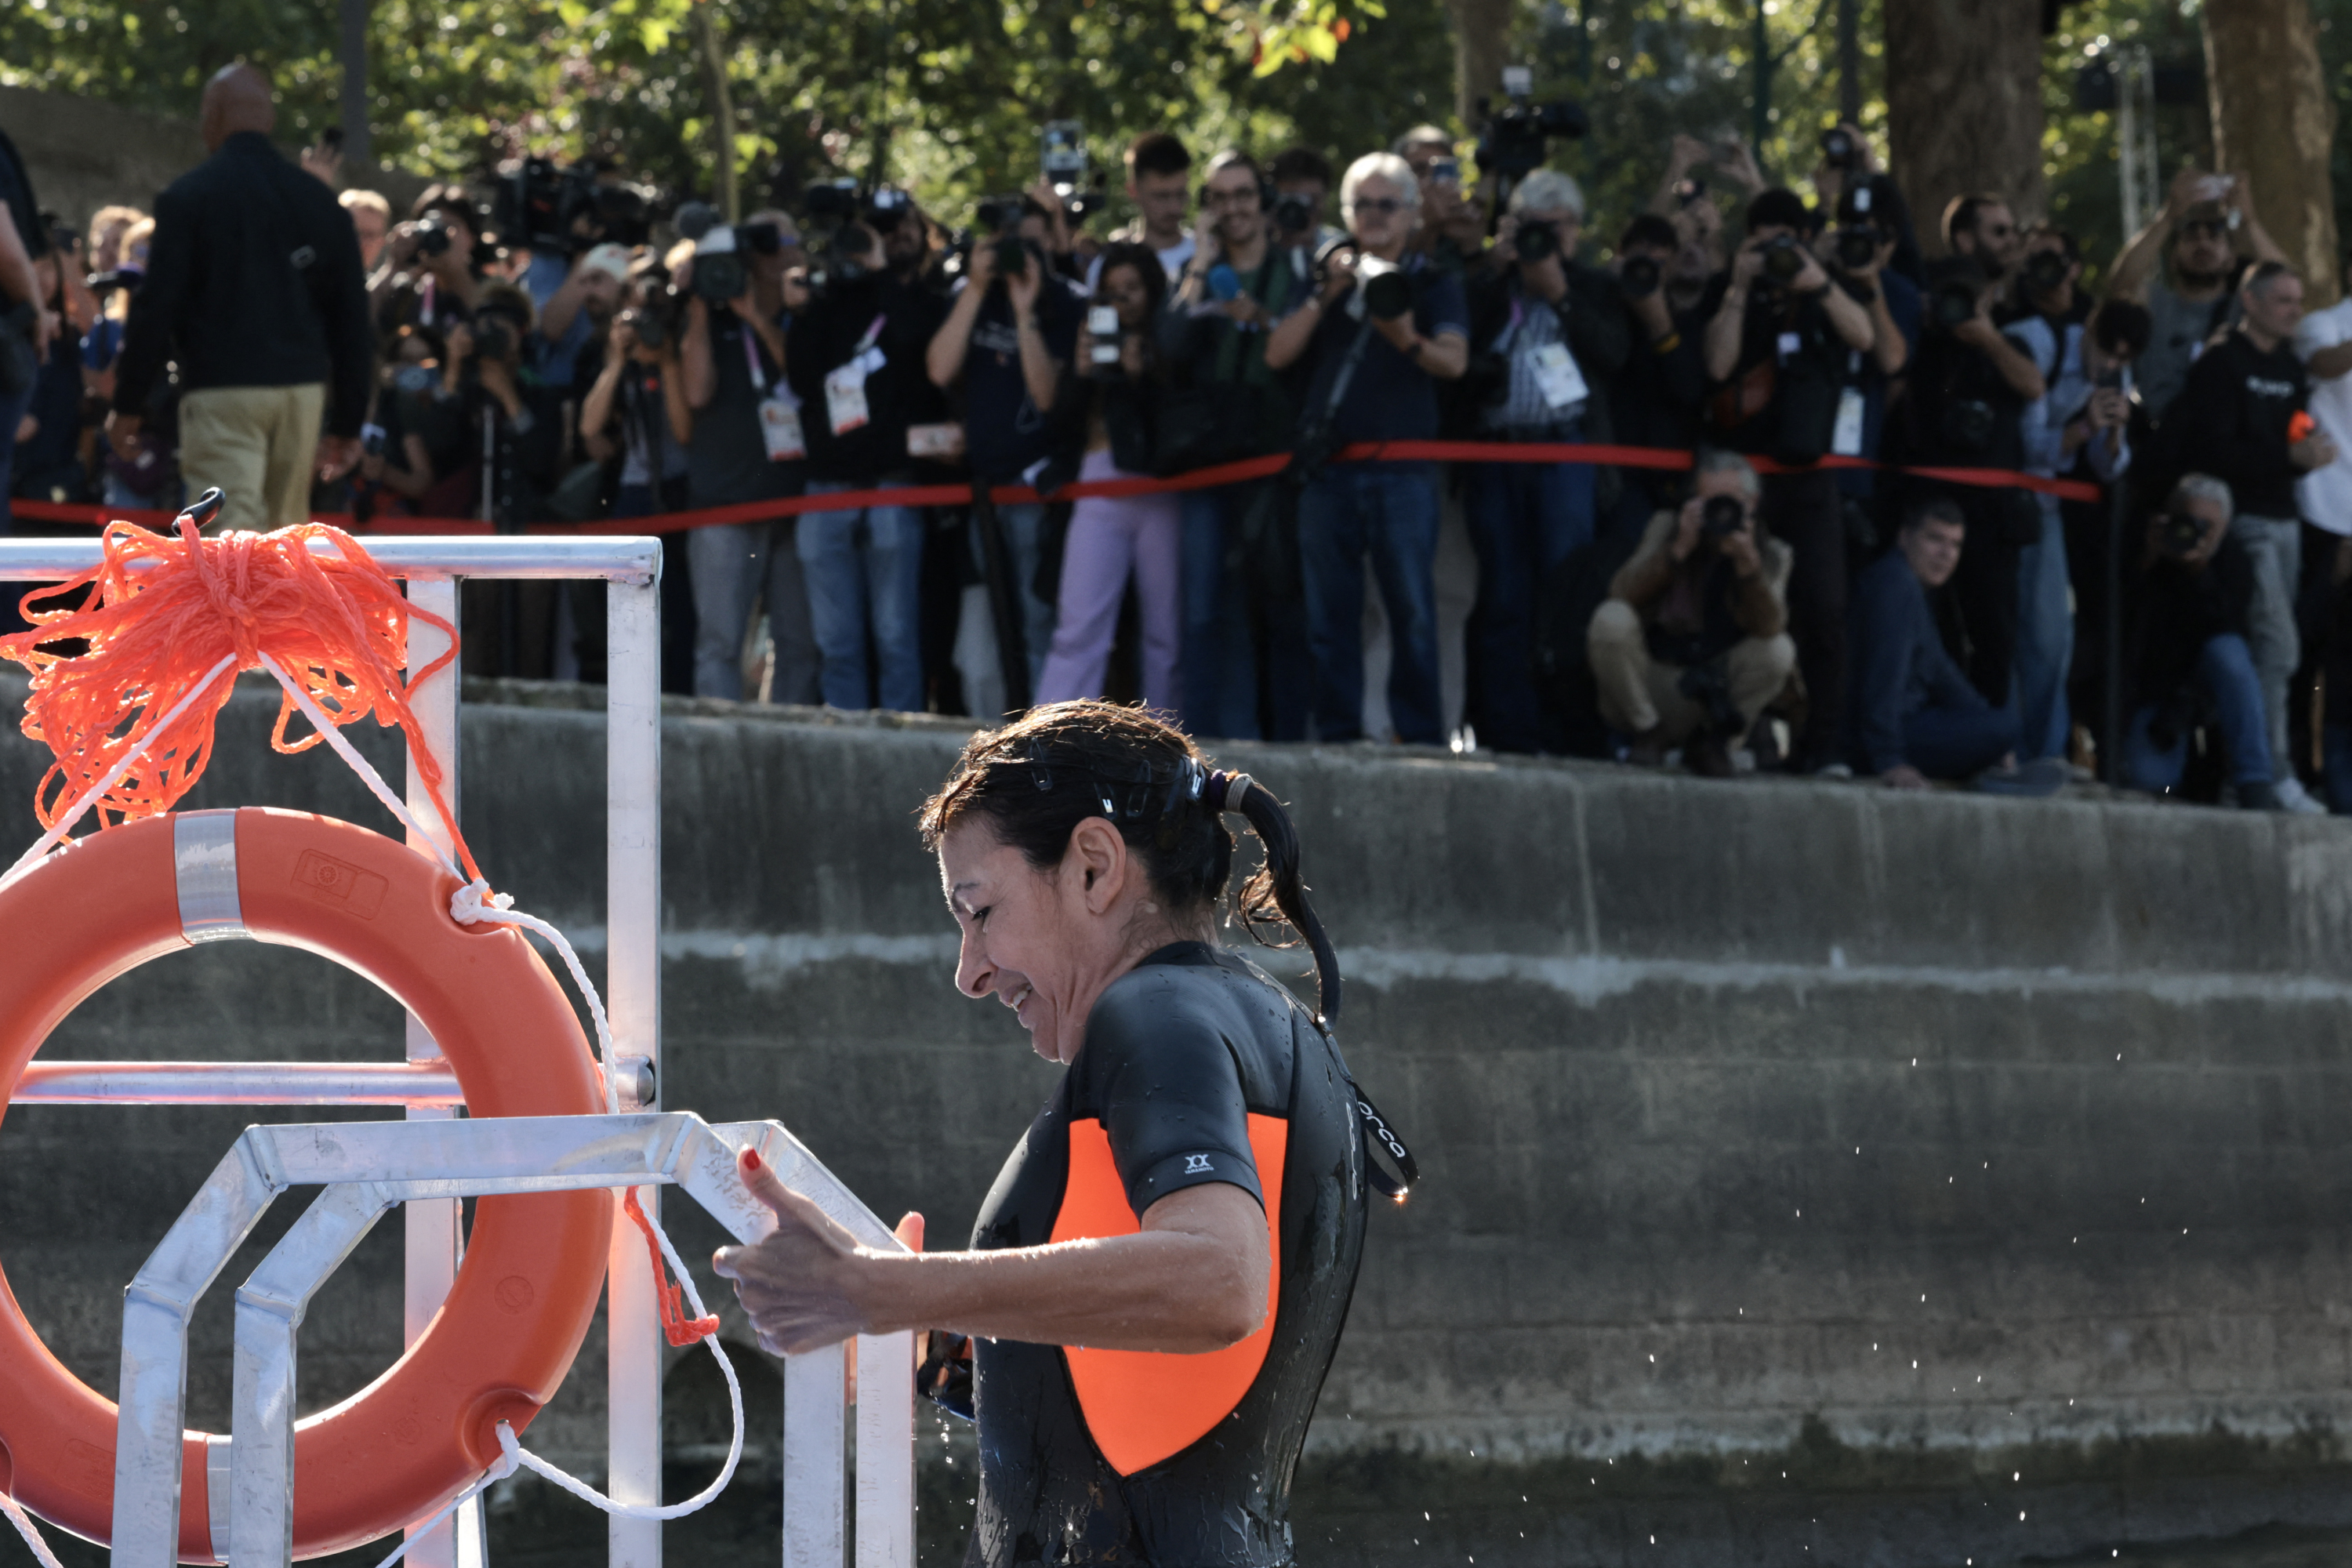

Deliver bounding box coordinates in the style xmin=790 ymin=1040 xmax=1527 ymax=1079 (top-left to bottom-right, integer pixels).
xmin=0 ymin=512 xmax=481 ymax=882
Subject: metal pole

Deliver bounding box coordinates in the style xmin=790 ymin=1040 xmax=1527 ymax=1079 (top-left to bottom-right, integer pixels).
xmin=971 ymin=484 xmax=1031 ymax=714
xmin=1751 ymin=0 xmax=1771 ymax=169
xmin=606 ymin=557 xmax=665 ymax=1567
xmin=1836 ymin=0 xmax=1860 ymax=126
xmin=338 ymin=0 xmax=371 ymax=169
xmin=401 ymin=575 xmax=471 ymax=1568
xmin=2104 ymin=481 xmax=2126 ymax=784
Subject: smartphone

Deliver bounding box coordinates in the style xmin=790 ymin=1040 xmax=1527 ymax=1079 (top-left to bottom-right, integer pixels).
xmin=1042 ymin=121 xmax=1087 ymax=196
xmin=321 ymin=125 xmax=345 ymax=153
xmin=1086 ymin=304 xmax=1121 ymax=365
xmin=1429 ymin=157 xmax=1461 ymax=189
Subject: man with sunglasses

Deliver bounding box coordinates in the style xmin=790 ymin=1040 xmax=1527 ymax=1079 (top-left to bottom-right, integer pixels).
xmin=2108 ymin=169 xmax=2288 ymax=423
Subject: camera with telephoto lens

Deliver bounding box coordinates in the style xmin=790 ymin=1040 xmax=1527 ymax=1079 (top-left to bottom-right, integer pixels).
xmin=1820 ymin=128 xmax=1860 ymax=170
xmin=1041 ymin=121 xmax=1096 ymax=220
xmin=1924 ymin=256 xmax=1987 ymax=332
xmin=412 ymin=216 xmax=456 ymax=260
xmin=1620 ymin=254 xmax=1662 ymax=299
xmin=1760 ymin=233 xmax=1806 ymax=285
xmin=1355 ymin=254 xmax=1413 ymax=321
xmin=471 ymin=312 xmax=518 ymax=362
xmin=2021 ymin=247 xmax=2071 ymax=296
xmin=1834 ymin=225 xmax=1878 ymax=270
xmin=1700 ymin=492 xmax=1745 ymax=543
xmin=1513 ymin=220 xmax=1558 ymax=264
xmin=494 ymin=156 xmax=652 ymax=256
xmin=674 ymin=201 xmax=750 ymax=303
xmin=2155 ymin=511 xmax=2207 ymax=561
xmin=1474 ymin=66 xmax=1588 ymax=183
xmin=1273 ymin=191 xmax=1317 ymax=238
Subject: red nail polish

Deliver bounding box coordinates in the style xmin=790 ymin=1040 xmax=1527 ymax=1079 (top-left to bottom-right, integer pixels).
xmin=742 ymin=1149 xmax=763 ymax=1173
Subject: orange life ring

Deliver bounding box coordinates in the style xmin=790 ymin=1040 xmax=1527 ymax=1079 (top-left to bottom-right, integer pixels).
xmin=0 ymin=807 xmax=613 ymax=1562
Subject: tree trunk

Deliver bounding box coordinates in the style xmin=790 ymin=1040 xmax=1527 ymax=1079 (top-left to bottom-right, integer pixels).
xmin=2205 ymin=0 xmax=2341 ymax=306
xmin=1445 ymin=0 xmax=1511 ymax=133
xmin=1885 ymin=0 xmax=2046 ymax=255
xmin=691 ymin=1 xmax=739 ymax=222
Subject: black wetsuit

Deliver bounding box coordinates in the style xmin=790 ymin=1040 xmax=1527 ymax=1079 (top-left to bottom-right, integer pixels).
xmin=964 ymin=941 xmax=1369 ymax=1568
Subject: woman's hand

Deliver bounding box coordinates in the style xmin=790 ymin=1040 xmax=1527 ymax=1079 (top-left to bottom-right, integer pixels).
xmin=715 ymin=1149 xmax=884 ymax=1356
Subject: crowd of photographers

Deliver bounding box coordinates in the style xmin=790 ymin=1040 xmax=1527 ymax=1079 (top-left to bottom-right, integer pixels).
xmin=9 ymin=103 xmax=2352 ymax=812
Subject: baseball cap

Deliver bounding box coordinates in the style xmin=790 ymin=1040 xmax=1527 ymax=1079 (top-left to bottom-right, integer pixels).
xmin=579 ymin=242 xmax=634 ymax=282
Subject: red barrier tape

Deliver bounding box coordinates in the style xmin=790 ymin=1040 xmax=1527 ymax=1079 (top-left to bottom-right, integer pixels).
xmin=4 ymin=441 xmax=2100 ymax=537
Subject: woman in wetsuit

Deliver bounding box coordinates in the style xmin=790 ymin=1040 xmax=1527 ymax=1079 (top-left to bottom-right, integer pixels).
xmin=715 ymin=699 xmax=1405 ymax=1567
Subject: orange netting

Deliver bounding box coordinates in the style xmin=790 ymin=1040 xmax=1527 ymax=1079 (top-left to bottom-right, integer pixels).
xmin=0 ymin=511 xmax=480 ymax=883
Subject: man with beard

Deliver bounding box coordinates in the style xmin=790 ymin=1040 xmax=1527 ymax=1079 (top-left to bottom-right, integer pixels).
xmin=2108 ymin=169 xmax=2288 ymax=425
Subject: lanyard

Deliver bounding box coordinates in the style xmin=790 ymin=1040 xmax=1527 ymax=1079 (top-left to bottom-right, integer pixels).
xmin=739 ymin=320 xmax=767 ymax=393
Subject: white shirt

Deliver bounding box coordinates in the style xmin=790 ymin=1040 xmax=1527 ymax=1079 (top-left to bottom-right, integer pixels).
xmin=2011 ymin=315 xmax=2131 ymax=528
xmin=1086 ymin=232 xmax=1196 ymax=292
xmin=2295 ymin=297 xmax=2352 ymax=535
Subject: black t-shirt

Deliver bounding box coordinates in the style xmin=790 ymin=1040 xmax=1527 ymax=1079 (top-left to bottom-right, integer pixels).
xmin=2172 ymin=330 xmax=2310 ymax=520
xmin=964 ymin=942 xmax=1368 ymax=1568
xmin=0 ymin=127 xmax=45 ymax=290
xmin=960 ymin=279 xmax=1082 ymax=482
xmin=1896 ymin=324 xmax=2033 ymax=471
xmin=1697 ymin=271 xmax=1847 ymax=457
xmin=688 ymin=306 xmax=801 ymax=506
xmin=785 ymin=270 xmax=952 ymax=483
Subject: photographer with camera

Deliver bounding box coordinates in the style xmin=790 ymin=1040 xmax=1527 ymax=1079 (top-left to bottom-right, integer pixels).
xmin=927 ymin=196 xmax=1083 ymax=704
xmin=2009 ymin=226 xmax=2086 ymax=333
xmin=107 ymin=64 xmax=373 ymax=534
xmin=1261 ymin=151 xmax=1468 ymax=746
xmin=1845 ymin=497 xmax=2024 ymax=789
xmin=1157 ymin=150 xmax=1312 ymax=739
xmin=1883 ymin=248 xmax=2044 ymax=720
xmin=673 ymin=207 xmax=821 ymax=704
xmin=1812 ymin=176 xmax=1919 ymax=524
xmin=581 ymin=273 xmax=691 ymax=521
xmin=377 ymin=185 xmax=488 ymax=336
xmin=1700 ymin=187 xmax=1874 ymax=773
xmin=2109 ymin=169 xmax=2287 ymax=423
xmin=1807 ymin=123 xmax=1922 ymax=286
xmin=1586 ymin=449 xmax=1794 ymax=777
xmin=783 ymin=209 xmax=952 ymax=714
xmin=1456 ymin=170 xmax=1628 ymax=753
xmin=1269 ymin=147 xmax=1344 ymax=256
xmin=2009 ymin=292 xmax=2144 ymax=769
xmin=1032 ymin=241 xmax=1184 ymax=712
xmin=1395 ymin=128 xmax=1486 ymax=273
xmin=2121 ymin=475 xmax=2279 ymax=807
xmin=1606 ymin=214 xmax=1709 ymax=529
xmin=2166 ymin=260 xmax=2336 ymax=811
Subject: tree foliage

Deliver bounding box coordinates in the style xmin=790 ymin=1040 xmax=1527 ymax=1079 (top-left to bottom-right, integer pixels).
xmin=5 ymin=0 xmax=2352 ymax=277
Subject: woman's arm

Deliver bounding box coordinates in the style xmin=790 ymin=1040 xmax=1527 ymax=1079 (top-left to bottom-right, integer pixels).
xmin=716 ymin=1151 xmax=1270 ymax=1356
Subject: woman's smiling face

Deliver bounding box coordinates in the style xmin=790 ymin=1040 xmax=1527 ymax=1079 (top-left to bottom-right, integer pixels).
xmin=940 ymin=817 xmax=1094 ymax=1064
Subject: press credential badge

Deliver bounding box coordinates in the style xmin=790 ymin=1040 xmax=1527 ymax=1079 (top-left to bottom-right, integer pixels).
xmin=1532 ymin=343 xmax=1588 ymax=410
xmin=826 ymin=316 xmax=889 ymax=436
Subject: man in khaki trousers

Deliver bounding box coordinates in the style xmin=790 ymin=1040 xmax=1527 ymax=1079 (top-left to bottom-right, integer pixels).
xmin=106 ymin=64 xmax=372 ymax=532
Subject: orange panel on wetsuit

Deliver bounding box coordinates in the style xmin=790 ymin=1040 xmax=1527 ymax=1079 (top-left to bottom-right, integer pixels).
xmin=1050 ymin=1112 xmax=1289 ymax=1475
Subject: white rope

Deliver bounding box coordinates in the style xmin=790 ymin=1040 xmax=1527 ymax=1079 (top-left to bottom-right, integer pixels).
xmin=0 ymin=652 xmax=239 ymax=893
xmin=0 ymin=1487 xmax=67 ymax=1568
xmin=0 ymin=638 xmax=749 ymax=1541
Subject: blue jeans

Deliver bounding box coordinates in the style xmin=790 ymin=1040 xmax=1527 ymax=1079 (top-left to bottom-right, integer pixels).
xmin=2125 ymin=633 xmax=2274 ymax=791
xmin=688 ymin=518 xmax=819 ymax=702
xmin=969 ymin=501 xmax=1057 ymax=695
xmin=2013 ymin=501 xmax=2073 ymax=762
xmin=1904 ymin=700 xmax=2021 ymax=781
xmin=1299 ymin=463 xmax=1442 ymax=745
xmin=2325 ymin=721 xmax=2352 ymax=814
xmin=1464 ymin=454 xmax=1595 ymax=753
xmin=1180 ymin=484 xmax=1309 ymax=740
xmin=797 ymin=480 xmax=925 ymax=713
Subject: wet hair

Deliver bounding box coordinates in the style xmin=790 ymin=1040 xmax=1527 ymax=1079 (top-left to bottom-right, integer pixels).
xmin=919 ymin=702 xmax=1342 ymax=1018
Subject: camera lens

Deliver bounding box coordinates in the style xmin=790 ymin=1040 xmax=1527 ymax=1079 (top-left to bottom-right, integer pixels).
xmin=1620 ymin=254 xmax=1661 ymax=298
xmin=1762 ymin=235 xmax=1804 ymax=284
xmin=1835 ymin=227 xmax=1878 ymax=270
xmin=1361 ymin=269 xmax=1413 ymax=321
xmin=1274 ymin=193 xmax=1314 ymax=234
xmin=1513 ymin=222 xmax=1556 ymax=263
xmin=1700 ymin=494 xmax=1744 ymax=540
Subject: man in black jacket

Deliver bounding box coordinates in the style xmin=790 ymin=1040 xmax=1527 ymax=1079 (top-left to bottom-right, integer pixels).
xmin=784 ymin=214 xmax=950 ymax=713
xmin=107 ymin=64 xmax=372 ymax=532
xmin=2168 ymin=260 xmax=2338 ymax=810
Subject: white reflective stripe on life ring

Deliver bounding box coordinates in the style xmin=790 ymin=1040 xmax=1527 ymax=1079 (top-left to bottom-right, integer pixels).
xmin=173 ymin=810 xmax=248 ymax=945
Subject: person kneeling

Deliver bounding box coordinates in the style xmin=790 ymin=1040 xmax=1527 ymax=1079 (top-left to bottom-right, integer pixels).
xmin=1846 ymin=495 xmax=2024 ymax=789
xmin=2124 ymin=474 xmax=2280 ymax=808
xmin=1587 ymin=449 xmax=1795 ymax=776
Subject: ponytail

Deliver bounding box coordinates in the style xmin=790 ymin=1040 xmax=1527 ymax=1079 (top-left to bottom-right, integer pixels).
xmin=1210 ymin=771 xmax=1341 ymax=1022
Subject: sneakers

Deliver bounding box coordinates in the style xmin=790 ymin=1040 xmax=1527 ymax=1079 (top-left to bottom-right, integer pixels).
xmin=2233 ymin=780 xmax=2281 ymax=811
xmin=1974 ymin=756 xmax=2068 ymax=798
xmin=2270 ymin=776 xmax=2328 ymax=815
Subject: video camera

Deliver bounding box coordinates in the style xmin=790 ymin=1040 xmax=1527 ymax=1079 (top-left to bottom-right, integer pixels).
xmin=1473 ymin=66 xmax=1588 ymax=196
xmin=675 ymin=201 xmax=785 ymax=304
xmin=1924 ymin=255 xmax=1988 ymax=333
xmin=799 ymin=179 xmax=909 ymax=296
xmin=2020 ymin=247 xmax=2071 ymax=297
xmin=1040 ymin=122 xmax=1103 ymax=223
xmin=494 ymin=156 xmax=654 ymax=256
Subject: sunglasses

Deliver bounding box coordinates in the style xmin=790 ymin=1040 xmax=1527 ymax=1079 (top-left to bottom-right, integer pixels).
xmin=1350 ymin=197 xmax=1407 ymax=216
